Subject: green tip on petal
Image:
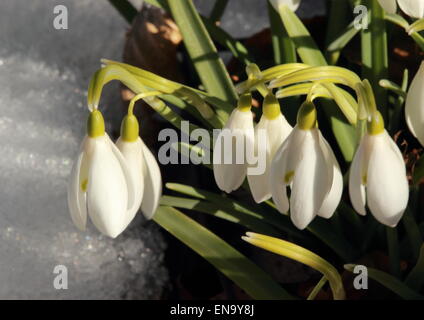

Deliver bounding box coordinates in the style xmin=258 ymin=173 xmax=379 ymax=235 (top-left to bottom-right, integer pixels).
xmin=367 ymin=111 xmax=385 ymax=135
xmin=297 ymin=101 xmax=317 ymax=130
xmin=263 ymin=94 xmax=281 ymax=120
xmin=120 ymin=114 xmax=139 ymax=142
xmin=87 ymin=110 xmax=105 ymax=138
xmin=237 ymin=93 xmax=252 ymax=112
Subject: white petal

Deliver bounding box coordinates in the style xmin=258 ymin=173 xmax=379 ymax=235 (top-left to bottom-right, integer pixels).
xmin=270 ymin=138 xmax=291 ymax=214
xmin=247 ymin=114 xmax=292 ymax=203
xmin=269 ymin=0 xmax=301 ymax=12
xmin=290 ymin=130 xmax=328 ymax=230
xmin=348 ymin=136 xmax=370 ymax=216
xmin=397 ymin=0 xmax=424 ymax=18
xmin=213 ymin=109 xmax=254 ymax=193
xmin=317 ymin=132 xmax=343 ymax=219
xmin=140 ymin=139 xmax=162 ymax=219
xmin=366 ymin=132 xmax=409 ymax=227
xmin=116 ymin=137 xmax=144 ymax=227
xmin=108 ymin=136 xmax=136 ymax=212
xmin=405 ymin=60 xmax=424 ymax=146
xmin=377 ymin=0 xmax=397 ymax=14
xmin=86 ymin=135 xmax=129 ymax=238
xmin=67 ymin=138 xmax=88 ymax=231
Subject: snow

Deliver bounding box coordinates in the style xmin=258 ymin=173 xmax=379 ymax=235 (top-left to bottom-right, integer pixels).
xmin=0 ymin=0 xmax=167 ymax=299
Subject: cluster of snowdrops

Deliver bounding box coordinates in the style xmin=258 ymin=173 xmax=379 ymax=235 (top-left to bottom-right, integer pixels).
xmin=66 ymin=0 xmax=424 ymax=238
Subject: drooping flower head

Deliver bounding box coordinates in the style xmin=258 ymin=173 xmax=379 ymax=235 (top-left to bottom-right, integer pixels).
xmin=213 ymin=93 xmax=254 ymax=193
xmin=116 ymin=113 xmax=162 ymax=224
xmin=349 ymin=111 xmax=409 ymax=227
xmin=247 ymin=93 xmax=292 ymax=203
xmin=270 ymin=101 xmax=343 ymax=230
xmin=68 ymin=110 xmax=136 ymax=238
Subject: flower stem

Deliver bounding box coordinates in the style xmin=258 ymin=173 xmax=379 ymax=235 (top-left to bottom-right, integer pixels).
xmin=167 ymin=0 xmax=238 ymax=104
xmin=369 ymin=0 xmax=388 ymax=120
xmin=386 ymin=227 xmax=401 ymax=279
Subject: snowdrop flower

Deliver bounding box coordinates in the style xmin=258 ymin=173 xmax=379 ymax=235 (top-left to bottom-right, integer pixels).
xmin=116 ymin=114 xmax=162 ymax=224
xmin=213 ymin=94 xmax=254 ymax=193
xmin=349 ymin=112 xmax=409 ymax=227
xmin=67 ymin=110 xmax=136 ymax=238
xmin=247 ymin=94 xmax=292 ymax=203
xmin=269 ymin=0 xmax=301 ymax=12
xmin=270 ymin=101 xmax=343 ymax=230
xmin=405 ymin=61 xmax=424 ymax=146
xmin=378 ymin=0 xmax=424 ymax=19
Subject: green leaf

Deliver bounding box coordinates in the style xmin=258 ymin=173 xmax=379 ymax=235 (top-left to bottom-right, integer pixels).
xmin=414 ymin=156 xmax=424 ymax=185
xmin=168 ymin=0 xmax=238 ymax=104
xmin=160 ymin=195 xmax=282 ymax=237
xmin=277 ymin=5 xmax=327 ymax=66
xmin=402 ymin=207 xmax=423 ymax=262
xmin=268 ymin=1 xmax=296 ymax=65
xmin=108 ymin=0 xmax=138 ymax=24
xmin=345 ymin=264 xmax=424 ymax=300
xmin=369 ymin=0 xmax=388 ymax=120
xmin=153 ymin=206 xmax=294 ymax=300
xmin=405 ymin=245 xmax=424 ymax=291
xmin=166 ymin=182 xmax=356 ymax=261
xmin=326 ymin=22 xmax=360 ymax=64
xmin=325 ymin=0 xmax=351 ymax=65
xmin=209 ymin=0 xmax=228 ymax=23
xmin=386 ymin=227 xmax=401 ymax=278
xmin=165 ymin=183 xmax=306 ymax=239
xmin=202 ymin=18 xmax=254 ymax=66
xmin=308 ymin=218 xmax=356 ymax=262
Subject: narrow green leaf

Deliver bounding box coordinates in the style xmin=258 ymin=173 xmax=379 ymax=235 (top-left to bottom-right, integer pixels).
xmin=345 ymin=264 xmax=424 ymax=300
xmin=165 ymin=183 xmax=307 ymax=240
xmin=405 ymin=245 xmax=424 ymax=291
xmin=326 ymin=22 xmax=360 ymax=63
xmin=414 ymin=156 xmax=424 ymax=185
xmin=209 ymin=0 xmax=228 ymax=23
xmin=153 ymin=206 xmax=294 ymax=299
xmin=168 ymin=0 xmax=238 ymax=104
xmin=386 ymin=227 xmax=401 ymax=279
xmin=202 ymin=18 xmax=254 ymax=66
xmin=108 ymin=0 xmax=138 ymax=24
xmin=268 ymin=1 xmax=297 ymax=65
xmin=277 ymin=5 xmax=327 ymax=66
xmin=402 ymin=207 xmax=423 ymax=262
xmin=160 ymin=195 xmax=282 ymax=237
xmin=308 ymin=218 xmax=356 ymax=262
xmin=325 ymin=0 xmax=351 ymax=65
xmin=166 ymin=182 xmax=355 ymax=261
xmin=369 ymin=0 xmax=388 ymax=120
